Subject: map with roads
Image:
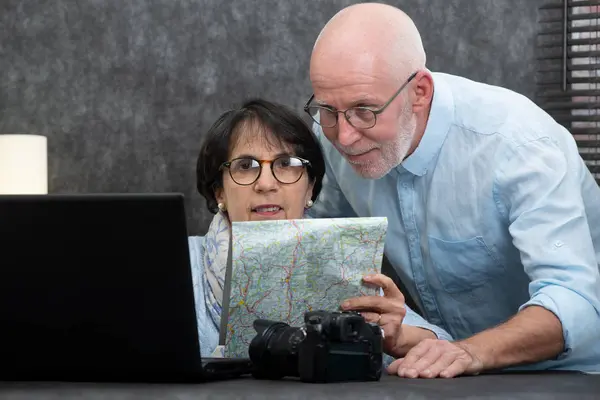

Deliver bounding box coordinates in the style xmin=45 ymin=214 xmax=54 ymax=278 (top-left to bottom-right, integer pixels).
xmin=223 ymin=217 xmax=388 ymax=358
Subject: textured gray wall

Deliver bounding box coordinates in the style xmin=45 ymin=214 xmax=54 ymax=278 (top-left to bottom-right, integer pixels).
xmin=0 ymin=0 xmax=546 ymax=234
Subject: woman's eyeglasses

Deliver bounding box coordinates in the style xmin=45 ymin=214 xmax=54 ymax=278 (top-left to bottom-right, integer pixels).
xmin=219 ymin=156 xmax=311 ymax=185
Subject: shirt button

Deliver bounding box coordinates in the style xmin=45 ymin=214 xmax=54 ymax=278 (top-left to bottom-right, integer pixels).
xmin=402 ymin=183 xmax=409 ymax=189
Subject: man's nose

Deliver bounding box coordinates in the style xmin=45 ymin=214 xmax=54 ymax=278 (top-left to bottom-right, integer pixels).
xmin=336 ymin=115 xmax=361 ymax=147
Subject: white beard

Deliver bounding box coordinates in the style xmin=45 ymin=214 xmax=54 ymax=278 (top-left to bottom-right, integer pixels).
xmin=349 ymin=109 xmax=416 ymax=180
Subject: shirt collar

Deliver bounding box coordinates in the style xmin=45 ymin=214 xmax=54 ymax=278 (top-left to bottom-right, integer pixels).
xmin=397 ymin=73 xmax=455 ymax=176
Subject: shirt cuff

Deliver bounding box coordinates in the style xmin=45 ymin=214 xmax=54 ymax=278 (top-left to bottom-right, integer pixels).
xmin=519 ymin=284 xmax=600 ymax=360
xmin=376 ymin=288 xmax=454 ymax=342
xmin=403 ymin=305 xmax=454 ymax=342
xmin=383 ymin=353 xmax=396 ymax=368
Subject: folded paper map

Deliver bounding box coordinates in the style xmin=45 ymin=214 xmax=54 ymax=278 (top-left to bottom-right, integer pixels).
xmin=223 ymin=217 xmax=388 ymax=358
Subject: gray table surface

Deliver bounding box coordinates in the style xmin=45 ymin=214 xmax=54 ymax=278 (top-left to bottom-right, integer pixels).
xmin=0 ymin=372 xmax=598 ymax=400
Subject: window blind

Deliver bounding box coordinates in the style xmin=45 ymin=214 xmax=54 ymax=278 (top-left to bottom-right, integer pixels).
xmin=538 ymin=0 xmax=600 ymax=184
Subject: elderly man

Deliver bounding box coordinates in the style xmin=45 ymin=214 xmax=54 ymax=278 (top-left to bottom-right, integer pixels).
xmin=305 ymin=3 xmax=600 ymax=379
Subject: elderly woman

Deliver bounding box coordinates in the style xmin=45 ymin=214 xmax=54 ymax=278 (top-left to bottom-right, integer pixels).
xmin=187 ymin=98 xmax=451 ymax=362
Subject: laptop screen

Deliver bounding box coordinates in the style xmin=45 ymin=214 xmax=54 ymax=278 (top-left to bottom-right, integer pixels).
xmin=0 ymin=193 xmax=204 ymax=382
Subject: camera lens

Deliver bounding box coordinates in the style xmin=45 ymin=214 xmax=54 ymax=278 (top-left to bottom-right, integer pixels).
xmin=248 ymin=319 xmax=306 ymax=380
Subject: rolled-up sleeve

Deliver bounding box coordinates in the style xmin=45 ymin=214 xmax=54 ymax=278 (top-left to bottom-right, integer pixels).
xmin=494 ymin=137 xmax=600 ymax=359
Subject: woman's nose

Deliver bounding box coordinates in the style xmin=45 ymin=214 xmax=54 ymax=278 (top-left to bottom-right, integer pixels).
xmin=253 ymin=164 xmax=278 ymax=192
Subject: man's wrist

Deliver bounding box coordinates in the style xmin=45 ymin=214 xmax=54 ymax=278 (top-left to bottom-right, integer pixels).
xmin=454 ymin=338 xmax=492 ymax=370
xmin=393 ymin=326 xmax=437 ymax=357
xmin=454 ymin=306 xmax=566 ymax=371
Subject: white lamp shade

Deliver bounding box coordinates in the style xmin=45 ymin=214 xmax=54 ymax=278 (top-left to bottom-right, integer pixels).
xmin=0 ymin=134 xmax=48 ymax=195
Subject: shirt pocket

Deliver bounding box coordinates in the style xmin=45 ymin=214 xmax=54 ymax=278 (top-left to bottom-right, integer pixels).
xmin=427 ymin=235 xmax=505 ymax=294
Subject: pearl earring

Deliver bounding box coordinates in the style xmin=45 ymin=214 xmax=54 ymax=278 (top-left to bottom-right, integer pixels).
xmin=306 ymin=200 xmax=314 ymax=208
xmin=217 ymin=202 xmax=227 ymax=211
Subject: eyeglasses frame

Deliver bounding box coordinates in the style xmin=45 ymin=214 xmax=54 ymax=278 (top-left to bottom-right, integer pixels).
xmin=303 ymin=71 xmax=418 ymax=129
xmin=219 ymin=155 xmax=312 ymax=186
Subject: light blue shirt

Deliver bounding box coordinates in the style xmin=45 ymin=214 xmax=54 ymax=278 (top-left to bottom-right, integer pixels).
xmin=307 ymin=72 xmax=600 ymax=372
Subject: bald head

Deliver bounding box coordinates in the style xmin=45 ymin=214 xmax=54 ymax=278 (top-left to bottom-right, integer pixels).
xmin=307 ymin=3 xmax=433 ymax=180
xmin=311 ymin=3 xmax=426 ymax=84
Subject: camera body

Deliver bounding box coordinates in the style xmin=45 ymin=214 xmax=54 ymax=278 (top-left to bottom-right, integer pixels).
xmin=248 ymin=310 xmax=383 ymax=383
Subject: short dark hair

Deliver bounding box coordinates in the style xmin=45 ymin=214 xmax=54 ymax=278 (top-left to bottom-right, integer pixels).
xmin=196 ymin=98 xmax=326 ymax=214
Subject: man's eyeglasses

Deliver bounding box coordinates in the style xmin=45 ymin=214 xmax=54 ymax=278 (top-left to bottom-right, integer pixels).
xmin=303 ymin=71 xmax=417 ymax=129
xmin=219 ymin=156 xmax=311 ymax=186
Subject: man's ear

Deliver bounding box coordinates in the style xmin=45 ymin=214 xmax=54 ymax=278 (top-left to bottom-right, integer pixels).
xmin=411 ymin=70 xmax=434 ymax=114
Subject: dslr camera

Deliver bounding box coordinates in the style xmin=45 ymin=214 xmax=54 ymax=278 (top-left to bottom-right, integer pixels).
xmin=248 ymin=310 xmax=383 ymax=383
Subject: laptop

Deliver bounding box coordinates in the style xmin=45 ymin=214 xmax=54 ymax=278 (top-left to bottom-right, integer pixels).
xmin=0 ymin=193 xmax=253 ymax=383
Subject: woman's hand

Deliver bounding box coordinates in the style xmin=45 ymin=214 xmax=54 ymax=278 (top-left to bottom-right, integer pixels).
xmin=340 ymin=273 xmax=407 ymax=358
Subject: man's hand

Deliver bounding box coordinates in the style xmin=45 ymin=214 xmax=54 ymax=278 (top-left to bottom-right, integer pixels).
xmin=387 ymin=339 xmax=484 ymax=378
xmin=340 ymin=274 xmax=407 ymax=357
